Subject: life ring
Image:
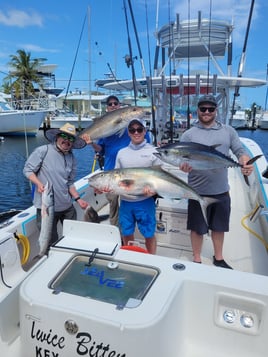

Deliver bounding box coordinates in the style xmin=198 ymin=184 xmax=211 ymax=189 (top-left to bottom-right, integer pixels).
xmin=121 ymin=245 xmax=149 ymax=253
xmin=14 ymin=233 xmax=31 ymax=265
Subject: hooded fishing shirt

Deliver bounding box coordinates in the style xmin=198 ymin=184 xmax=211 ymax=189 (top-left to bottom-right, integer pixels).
xmin=23 ymin=143 xmax=76 ymax=211
xmin=180 ymin=121 xmax=246 ymax=195
xmin=115 ymin=139 xmax=161 ymax=202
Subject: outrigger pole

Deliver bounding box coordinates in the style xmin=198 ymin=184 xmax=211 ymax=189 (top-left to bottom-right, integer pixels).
xmin=123 ymin=0 xmax=138 ymax=104
xmin=229 ymin=0 xmax=255 ymax=125
xmin=127 ymin=0 xmax=146 ymax=78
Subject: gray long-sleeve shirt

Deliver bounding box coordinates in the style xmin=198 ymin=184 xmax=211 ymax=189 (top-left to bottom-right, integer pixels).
xmin=23 ymin=143 xmax=76 ymax=211
xmin=180 ymin=121 xmax=246 ymax=195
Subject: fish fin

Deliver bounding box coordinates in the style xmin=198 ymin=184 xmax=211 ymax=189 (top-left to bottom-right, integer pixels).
xmin=117 ymin=128 xmax=126 ymax=137
xmin=119 ymin=179 xmax=135 ymax=188
xmin=246 ymin=154 xmax=262 ymax=165
xmin=211 ymin=144 xmax=221 ymax=149
xmin=243 ymin=175 xmax=249 ymax=186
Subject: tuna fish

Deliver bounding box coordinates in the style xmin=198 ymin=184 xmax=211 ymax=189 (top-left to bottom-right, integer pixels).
xmin=154 ymin=142 xmax=262 ymax=185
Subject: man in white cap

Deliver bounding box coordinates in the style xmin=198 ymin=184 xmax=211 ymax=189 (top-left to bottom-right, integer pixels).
xmin=24 ymin=123 xmax=88 ymax=250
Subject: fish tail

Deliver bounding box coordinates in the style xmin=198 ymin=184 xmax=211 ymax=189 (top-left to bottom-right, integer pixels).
xmin=199 ymin=197 xmax=218 ymax=225
xmin=83 ymin=206 xmax=100 ymax=223
xmin=243 ymin=155 xmax=262 ymax=186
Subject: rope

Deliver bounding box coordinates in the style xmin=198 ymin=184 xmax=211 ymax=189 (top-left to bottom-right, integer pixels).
xmin=14 ymin=232 xmax=31 ymax=265
xmin=64 ymin=12 xmax=87 ymax=103
xmin=240 ymin=204 xmax=268 ymax=250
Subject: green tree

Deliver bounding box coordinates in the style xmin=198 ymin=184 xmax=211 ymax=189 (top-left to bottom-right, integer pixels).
xmin=4 ymin=49 xmax=47 ymax=100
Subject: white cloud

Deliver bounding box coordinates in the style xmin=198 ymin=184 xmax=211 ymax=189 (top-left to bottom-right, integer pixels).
xmin=0 ymin=9 xmax=43 ymax=27
xmin=19 ymin=44 xmax=59 ymax=53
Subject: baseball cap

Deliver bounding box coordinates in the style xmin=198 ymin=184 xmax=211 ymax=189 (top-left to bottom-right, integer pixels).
xmin=197 ymin=95 xmax=217 ymax=107
xmin=128 ymin=118 xmax=145 ymax=128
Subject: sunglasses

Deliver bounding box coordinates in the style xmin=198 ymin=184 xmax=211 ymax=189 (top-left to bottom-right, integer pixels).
xmin=108 ymin=101 xmax=119 ymax=107
xmin=128 ymin=127 xmax=144 ymax=134
xmin=199 ymin=107 xmax=216 ymax=113
xmin=58 ymin=133 xmax=75 ymax=142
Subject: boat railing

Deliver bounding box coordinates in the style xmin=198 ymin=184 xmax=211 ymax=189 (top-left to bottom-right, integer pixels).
xmin=9 ymin=96 xmax=50 ymax=111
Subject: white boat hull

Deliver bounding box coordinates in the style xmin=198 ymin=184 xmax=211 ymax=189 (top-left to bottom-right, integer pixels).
xmin=0 ymin=110 xmax=47 ymax=136
xmin=46 ymin=116 xmax=93 ymax=129
xmin=258 ymin=113 xmax=268 ymax=129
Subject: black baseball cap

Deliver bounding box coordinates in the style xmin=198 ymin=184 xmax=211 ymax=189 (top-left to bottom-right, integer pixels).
xmin=198 ymin=95 xmax=217 ymax=107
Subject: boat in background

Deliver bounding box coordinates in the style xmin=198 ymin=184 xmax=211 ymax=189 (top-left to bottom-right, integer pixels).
xmin=0 ymin=92 xmax=48 ymax=136
xmin=258 ymin=112 xmax=268 ymax=129
xmin=45 ymin=108 xmax=93 ymax=130
xmin=230 ymin=109 xmax=249 ymax=129
xmin=43 ymin=92 xmax=107 ymax=129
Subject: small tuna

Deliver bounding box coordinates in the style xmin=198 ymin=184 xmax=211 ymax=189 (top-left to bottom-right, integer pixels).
xmin=154 ymin=142 xmax=262 ymax=185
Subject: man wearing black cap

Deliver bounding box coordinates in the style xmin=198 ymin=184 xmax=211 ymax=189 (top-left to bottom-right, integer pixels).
xmin=180 ymin=94 xmax=254 ymax=269
xmin=24 ymin=123 xmax=88 ymax=251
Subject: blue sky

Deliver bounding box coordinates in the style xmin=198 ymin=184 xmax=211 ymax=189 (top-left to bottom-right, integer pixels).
xmin=0 ymin=0 xmax=267 ymax=108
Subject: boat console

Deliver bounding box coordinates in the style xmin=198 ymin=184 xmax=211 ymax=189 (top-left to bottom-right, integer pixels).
xmin=17 ymin=220 xmax=268 ymax=357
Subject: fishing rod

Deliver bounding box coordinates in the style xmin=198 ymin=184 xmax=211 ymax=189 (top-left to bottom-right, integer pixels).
xmin=230 ymin=0 xmax=255 ymax=125
xmin=127 ymin=0 xmax=146 ymax=78
xmin=123 ymin=0 xmax=138 ymax=104
xmin=264 ymin=63 xmax=268 ymax=111
xmin=144 ymin=0 xmax=157 ymax=146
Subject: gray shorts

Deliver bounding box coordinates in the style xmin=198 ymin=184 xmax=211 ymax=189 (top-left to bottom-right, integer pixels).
xmin=187 ymin=192 xmax=231 ymax=235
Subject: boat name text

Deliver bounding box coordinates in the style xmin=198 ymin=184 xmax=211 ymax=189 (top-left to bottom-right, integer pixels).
xmin=30 ymin=321 xmax=126 ymax=356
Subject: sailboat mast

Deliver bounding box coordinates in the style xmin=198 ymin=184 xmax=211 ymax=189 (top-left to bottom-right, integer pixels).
xmin=230 ymin=0 xmax=255 ymax=124
xmin=88 ymin=6 xmax=92 ymax=117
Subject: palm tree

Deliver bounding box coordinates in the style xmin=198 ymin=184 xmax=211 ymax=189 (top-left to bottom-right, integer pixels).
xmin=4 ymin=49 xmax=47 ymax=100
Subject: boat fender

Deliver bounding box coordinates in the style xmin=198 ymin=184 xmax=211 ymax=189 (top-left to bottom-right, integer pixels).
xmin=121 ymin=245 xmax=148 ymax=253
xmin=14 ymin=233 xmax=31 ymax=265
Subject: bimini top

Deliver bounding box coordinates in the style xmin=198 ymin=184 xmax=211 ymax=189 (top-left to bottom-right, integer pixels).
xmin=156 ymin=15 xmax=233 ymax=60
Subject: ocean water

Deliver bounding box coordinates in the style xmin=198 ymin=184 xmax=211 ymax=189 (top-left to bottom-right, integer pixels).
xmin=0 ymin=128 xmax=267 ymax=213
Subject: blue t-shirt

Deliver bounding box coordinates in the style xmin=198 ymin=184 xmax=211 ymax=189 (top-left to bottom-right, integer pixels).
xmin=97 ymin=129 xmax=151 ymax=170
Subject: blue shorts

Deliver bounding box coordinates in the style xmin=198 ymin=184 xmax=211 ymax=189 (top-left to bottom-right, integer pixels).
xmin=187 ymin=192 xmax=231 ymax=235
xmin=119 ymin=198 xmax=156 ymax=238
